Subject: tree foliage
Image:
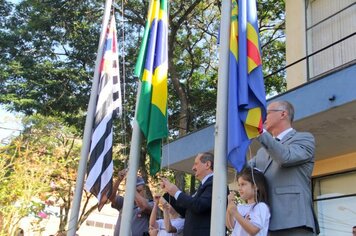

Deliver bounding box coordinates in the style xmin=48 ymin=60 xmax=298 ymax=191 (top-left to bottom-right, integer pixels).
xmin=1 ymin=0 xmax=285 ymax=133
xmin=0 ymin=0 xmax=105 ymax=129
xmin=0 ymin=0 xmax=286 ymax=232
xmin=258 ymin=0 xmax=286 ymax=94
xmin=0 ymin=139 xmax=50 ymax=235
xmin=0 ymin=115 xmax=96 ymax=235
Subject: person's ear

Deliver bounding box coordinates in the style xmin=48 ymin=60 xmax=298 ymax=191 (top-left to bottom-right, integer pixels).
xmin=281 ymin=110 xmax=288 ymax=120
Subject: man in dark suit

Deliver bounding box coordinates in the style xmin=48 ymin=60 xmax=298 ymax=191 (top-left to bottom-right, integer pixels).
xmin=250 ymin=100 xmax=319 ymax=236
xmin=161 ymin=152 xmax=214 ymax=236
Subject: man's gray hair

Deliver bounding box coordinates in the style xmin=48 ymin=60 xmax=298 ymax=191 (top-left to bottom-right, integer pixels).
xmin=277 ymin=100 xmax=295 ymax=123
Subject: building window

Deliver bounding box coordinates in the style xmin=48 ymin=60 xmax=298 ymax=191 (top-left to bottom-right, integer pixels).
xmin=313 ymin=171 xmax=356 ymax=236
xmin=86 ymin=220 xmax=115 ymax=229
xmin=305 ymin=0 xmax=356 ymax=79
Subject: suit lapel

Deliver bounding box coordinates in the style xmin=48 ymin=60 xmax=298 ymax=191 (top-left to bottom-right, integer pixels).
xmin=263 ymin=130 xmax=296 ymax=173
xmin=192 ymin=183 xmax=202 ymax=197
xmin=264 ymin=155 xmax=273 ymax=174
xmin=194 ymin=175 xmax=212 ymax=197
xmin=280 ymin=129 xmax=296 ymax=143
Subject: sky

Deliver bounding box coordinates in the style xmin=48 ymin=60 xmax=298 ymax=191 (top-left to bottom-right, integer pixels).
xmin=0 ymin=106 xmax=23 ymax=145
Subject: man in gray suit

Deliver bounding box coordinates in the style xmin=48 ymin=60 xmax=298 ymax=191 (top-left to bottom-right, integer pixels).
xmin=250 ymin=100 xmax=319 ymax=236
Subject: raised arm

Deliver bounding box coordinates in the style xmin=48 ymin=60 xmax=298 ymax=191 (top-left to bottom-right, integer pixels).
xmin=109 ymin=169 xmax=127 ymax=202
xmin=175 ymin=180 xmax=213 ymax=214
xmin=161 ymin=199 xmax=177 ymax=233
xmin=135 ymin=190 xmax=152 ymax=215
xmin=257 ymin=131 xmax=315 ymax=167
xmin=226 ymin=192 xmax=235 ymax=230
xmin=149 ymin=196 xmax=160 ymax=235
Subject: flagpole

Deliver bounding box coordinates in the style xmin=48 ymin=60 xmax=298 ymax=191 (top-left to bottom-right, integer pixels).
xmin=119 ymin=81 xmax=143 ymax=235
xmin=67 ymin=0 xmax=113 ymax=235
xmin=211 ymin=0 xmax=231 ymax=235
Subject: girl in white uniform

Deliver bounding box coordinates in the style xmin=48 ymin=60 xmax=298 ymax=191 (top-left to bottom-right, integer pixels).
xmin=226 ymin=167 xmax=270 ymax=236
xmin=149 ymin=196 xmax=184 ymax=236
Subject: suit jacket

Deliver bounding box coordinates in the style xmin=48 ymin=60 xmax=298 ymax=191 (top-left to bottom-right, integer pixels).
xmin=163 ymin=175 xmax=213 ymax=236
xmin=249 ymin=130 xmax=319 ymax=233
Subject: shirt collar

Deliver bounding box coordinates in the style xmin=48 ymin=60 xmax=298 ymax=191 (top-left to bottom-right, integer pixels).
xmin=201 ymin=173 xmax=213 ymax=185
xmin=276 ymin=128 xmax=293 ymax=141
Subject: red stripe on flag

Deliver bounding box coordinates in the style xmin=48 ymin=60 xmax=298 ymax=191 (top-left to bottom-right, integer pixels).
xmin=247 ymin=39 xmax=261 ymax=67
xmin=112 ymin=33 xmax=117 ymax=53
xmin=258 ymin=116 xmax=263 ymax=134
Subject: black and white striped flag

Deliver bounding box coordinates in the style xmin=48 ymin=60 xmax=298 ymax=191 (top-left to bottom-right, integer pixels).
xmin=85 ymin=15 xmax=122 ymax=210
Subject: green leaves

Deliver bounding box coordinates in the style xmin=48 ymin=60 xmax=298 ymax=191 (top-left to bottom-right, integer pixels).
xmin=258 ymin=0 xmax=286 ymax=95
xmin=0 ymin=0 xmax=102 ymax=130
xmin=0 ymin=114 xmax=82 ymax=234
xmin=1 ymin=0 xmax=286 ymax=135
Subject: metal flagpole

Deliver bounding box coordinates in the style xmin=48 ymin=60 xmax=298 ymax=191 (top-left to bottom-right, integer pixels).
xmin=119 ymin=81 xmax=143 ymax=236
xmin=120 ymin=0 xmax=155 ymax=232
xmin=210 ymin=0 xmax=231 ymax=235
xmin=67 ymin=0 xmax=113 ymax=235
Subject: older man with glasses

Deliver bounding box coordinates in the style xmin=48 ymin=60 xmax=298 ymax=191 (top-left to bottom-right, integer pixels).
xmin=249 ymin=100 xmax=320 ymax=236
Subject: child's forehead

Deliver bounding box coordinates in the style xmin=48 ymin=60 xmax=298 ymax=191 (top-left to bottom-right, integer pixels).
xmin=237 ymin=176 xmax=251 ymax=183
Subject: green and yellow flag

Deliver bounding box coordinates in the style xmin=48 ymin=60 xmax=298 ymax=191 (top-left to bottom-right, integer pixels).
xmin=134 ymin=0 xmax=168 ymax=175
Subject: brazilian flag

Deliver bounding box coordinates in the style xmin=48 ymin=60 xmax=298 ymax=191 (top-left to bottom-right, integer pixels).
xmin=134 ymin=0 xmax=168 ymax=175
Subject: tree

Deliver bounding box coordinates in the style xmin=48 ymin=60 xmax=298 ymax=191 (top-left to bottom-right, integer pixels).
xmin=122 ymin=0 xmax=285 ymax=190
xmin=0 ymin=115 xmax=99 ymax=235
xmin=0 ymin=139 xmax=50 ymax=235
xmin=1 ymin=0 xmax=285 ymax=132
xmin=258 ymin=0 xmax=286 ymax=94
xmin=0 ymin=0 xmax=286 ymax=212
xmin=0 ymin=0 xmax=105 ymax=130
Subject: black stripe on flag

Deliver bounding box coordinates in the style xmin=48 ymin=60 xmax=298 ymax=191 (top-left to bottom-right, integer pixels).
xmin=84 ymin=15 xmax=122 ymax=210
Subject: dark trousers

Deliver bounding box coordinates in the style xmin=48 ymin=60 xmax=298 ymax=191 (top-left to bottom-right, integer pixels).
xmin=269 ymin=227 xmax=316 ymax=236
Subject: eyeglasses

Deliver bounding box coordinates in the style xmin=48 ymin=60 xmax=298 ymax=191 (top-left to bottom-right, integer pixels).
xmin=267 ymin=109 xmax=285 ymax=115
xmin=136 ymin=186 xmax=144 ymax=193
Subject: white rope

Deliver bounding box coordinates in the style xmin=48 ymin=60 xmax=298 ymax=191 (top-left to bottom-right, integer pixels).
xmin=248 ymin=145 xmax=258 ymax=204
xmin=163 ymin=2 xmax=171 ymax=178
xmin=112 ymin=0 xmax=128 ymax=168
xmin=119 ymin=0 xmax=127 ymax=168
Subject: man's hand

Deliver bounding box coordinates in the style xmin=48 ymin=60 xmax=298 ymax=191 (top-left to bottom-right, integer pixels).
xmin=109 ymin=168 xmax=128 ymax=202
xmin=161 ymin=178 xmax=179 ymax=196
xmin=227 ymin=192 xmax=237 ymax=214
xmin=118 ymin=168 xmax=128 ymax=180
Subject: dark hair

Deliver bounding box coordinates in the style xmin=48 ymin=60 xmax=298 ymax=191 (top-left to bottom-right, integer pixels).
xmin=237 ymin=167 xmax=268 ymax=205
xmin=199 ymin=152 xmax=214 ymax=170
